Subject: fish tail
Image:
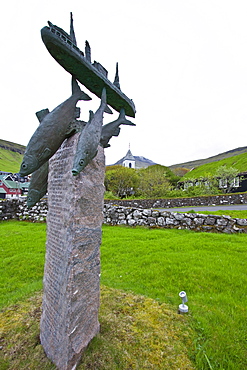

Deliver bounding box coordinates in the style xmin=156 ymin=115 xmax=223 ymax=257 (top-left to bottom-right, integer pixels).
xmin=72 ymin=77 xmax=91 ymax=101
xmin=104 ymin=105 xmax=113 ymax=114
xmin=118 ymin=108 xmax=136 ymax=126
xmin=101 ymin=88 xmax=107 ymax=106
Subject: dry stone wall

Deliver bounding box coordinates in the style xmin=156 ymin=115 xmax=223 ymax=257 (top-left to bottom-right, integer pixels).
xmin=104 ymin=192 xmax=247 ymax=209
xmin=0 ymin=199 xmax=48 ymax=222
xmin=103 ymin=204 xmax=247 ymax=233
xmin=1 ymin=197 xmax=247 ymax=234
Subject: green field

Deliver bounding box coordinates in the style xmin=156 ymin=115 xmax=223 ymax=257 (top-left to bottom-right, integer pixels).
xmin=1 ymin=221 xmax=247 ymax=369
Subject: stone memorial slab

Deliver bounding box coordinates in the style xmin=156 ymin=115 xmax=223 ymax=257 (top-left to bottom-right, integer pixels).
xmin=40 ymin=133 xmax=105 ymax=370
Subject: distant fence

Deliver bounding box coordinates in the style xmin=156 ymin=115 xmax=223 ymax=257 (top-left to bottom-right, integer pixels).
xmin=1 ymin=195 xmax=247 ymax=234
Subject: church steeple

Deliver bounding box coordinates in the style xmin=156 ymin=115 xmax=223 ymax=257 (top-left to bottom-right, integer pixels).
xmin=122 ymin=146 xmax=135 ymax=169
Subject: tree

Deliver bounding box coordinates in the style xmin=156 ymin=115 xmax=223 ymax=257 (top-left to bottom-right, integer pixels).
xmin=137 ymin=166 xmax=172 ymax=198
xmin=104 ymin=166 xmax=139 ymax=198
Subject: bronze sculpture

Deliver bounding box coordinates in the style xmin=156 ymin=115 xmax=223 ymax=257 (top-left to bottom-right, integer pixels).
xmin=72 ymin=88 xmax=107 ymax=175
xmin=20 ymin=12 xmax=136 ymax=200
xmin=100 ymin=108 xmax=136 ymax=148
xmin=24 ymin=12 xmax=136 ymax=370
xmin=41 ymin=13 xmax=136 ymax=117
xmin=19 ymin=78 xmax=91 ymax=177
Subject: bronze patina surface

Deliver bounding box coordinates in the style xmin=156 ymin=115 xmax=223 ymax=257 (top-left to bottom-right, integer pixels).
xmin=41 ymin=22 xmax=136 ymax=117
xmin=100 ymin=108 xmax=135 ymax=148
xmin=72 ymin=89 xmax=107 ymax=175
xmin=19 ymin=78 xmax=91 ymax=177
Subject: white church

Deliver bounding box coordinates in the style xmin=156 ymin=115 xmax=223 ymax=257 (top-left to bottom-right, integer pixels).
xmin=113 ymin=148 xmax=157 ymax=169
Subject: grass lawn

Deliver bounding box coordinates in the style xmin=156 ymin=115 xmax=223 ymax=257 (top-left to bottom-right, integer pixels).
xmin=0 ymin=221 xmax=46 ymax=309
xmin=1 ymin=221 xmax=247 ymax=369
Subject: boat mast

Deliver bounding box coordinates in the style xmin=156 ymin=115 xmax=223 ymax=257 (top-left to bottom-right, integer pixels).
xmin=113 ymin=62 xmax=121 ymax=90
xmin=70 ymin=12 xmax=77 ymax=45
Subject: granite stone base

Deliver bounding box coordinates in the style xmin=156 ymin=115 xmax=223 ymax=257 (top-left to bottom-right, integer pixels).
xmin=40 ymin=134 xmax=105 ymax=370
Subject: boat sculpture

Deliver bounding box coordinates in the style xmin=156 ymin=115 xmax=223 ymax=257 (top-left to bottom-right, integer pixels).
xmin=41 ymin=13 xmax=136 ymax=117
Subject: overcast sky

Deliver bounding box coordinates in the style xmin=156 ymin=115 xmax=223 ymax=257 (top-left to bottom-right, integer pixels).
xmin=1 ymin=0 xmax=247 ymax=166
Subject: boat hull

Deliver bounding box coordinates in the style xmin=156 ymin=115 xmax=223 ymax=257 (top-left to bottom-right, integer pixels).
xmin=41 ymin=26 xmax=136 ymax=118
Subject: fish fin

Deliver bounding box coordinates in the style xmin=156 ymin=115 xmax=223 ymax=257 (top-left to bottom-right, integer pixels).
xmin=36 ymin=108 xmax=50 ymax=123
xmin=118 ymin=108 xmax=136 ymax=126
xmin=80 ymin=91 xmax=91 ymax=101
xmin=112 ymin=127 xmax=121 ymax=136
xmin=72 ymin=77 xmax=91 ymax=101
xmin=89 ymin=110 xmax=94 ymax=122
xmin=38 ymin=148 xmax=51 ymax=161
xmin=104 ymin=105 xmax=113 ymax=114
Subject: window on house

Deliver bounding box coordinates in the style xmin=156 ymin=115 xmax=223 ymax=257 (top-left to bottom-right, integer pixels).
xmin=231 ymin=177 xmax=240 ymax=188
xmin=184 ymin=182 xmax=193 ymax=190
xmin=219 ymin=179 xmax=227 ymax=188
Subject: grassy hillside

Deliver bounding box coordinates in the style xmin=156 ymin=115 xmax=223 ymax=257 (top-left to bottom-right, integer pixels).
xmin=170 ymin=146 xmax=247 ymax=170
xmin=183 ymin=152 xmax=247 ymax=179
xmin=1 ymin=136 xmax=247 ymax=178
xmin=0 ymin=139 xmax=25 ymax=154
xmin=0 ymin=148 xmax=23 ymax=173
xmin=0 ymin=139 xmax=25 ymax=173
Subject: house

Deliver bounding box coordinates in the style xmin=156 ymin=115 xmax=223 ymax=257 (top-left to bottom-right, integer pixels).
xmin=218 ymin=171 xmax=247 ymax=193
xmin=0 ymin=176 xmax=22 ymax=199
xmin=0 ymin=173 xmax=29 ymax=199
xmin=180 ymin=171 xmax=247 ymax=193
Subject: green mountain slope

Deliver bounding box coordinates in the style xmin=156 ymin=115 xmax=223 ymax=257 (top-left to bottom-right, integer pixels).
xmin=183 ymin=152 xmax=247 ymax=179
xmin=0 ymin=140 xmax=25 ymax=173
xmin=169 ymin=146 xmax=247 ymax=170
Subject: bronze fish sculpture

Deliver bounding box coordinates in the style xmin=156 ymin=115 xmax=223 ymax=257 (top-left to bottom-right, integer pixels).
xmin=26 ymin=161 xmax=49 ymax=208
xmin=72 ymin=88 xmax=107 ymax=175
xmin=100 ymin=108 xmax=135 ymax=148
xmin=19 ymin=78 xmax=91 ymax=176
xmin=26 ymin=109 xmax=50 ymax=208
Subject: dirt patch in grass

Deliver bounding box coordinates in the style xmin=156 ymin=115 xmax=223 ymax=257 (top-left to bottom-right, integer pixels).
xmin=0 ymin=286 xmax=195 ymax=369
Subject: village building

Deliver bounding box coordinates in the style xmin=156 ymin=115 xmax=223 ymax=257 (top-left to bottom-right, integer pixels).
xmin=113 ymin=148 xmax=157 ymax=169
xmin=122 ymin=149 xmax=136 ymax=168
xmin=180 ymin=171 xmax=247 ymax=193
xmin=0 ymin=174 xmax=29 ymax=199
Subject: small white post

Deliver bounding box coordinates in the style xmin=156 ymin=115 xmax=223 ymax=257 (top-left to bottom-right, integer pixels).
xmin=178 ymin=291 xmax=189 ymax=313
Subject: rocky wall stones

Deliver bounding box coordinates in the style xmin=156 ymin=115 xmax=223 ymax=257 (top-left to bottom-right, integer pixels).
xmin=103 ymin=204 xmax=247 ymax=234
xmin=0 ymin=199 xmax=20 ymax=221
xmin=104 ymin=193 xmax=247 ymax=209
xmin=1 ymin=194 xmax=247 ymax=234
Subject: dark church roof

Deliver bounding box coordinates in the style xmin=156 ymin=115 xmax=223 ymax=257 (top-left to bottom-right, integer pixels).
xmin=124 ymin=149 xmax=135 ymax=161
xmin=112 ymin=149 xmax=157 ymax=169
